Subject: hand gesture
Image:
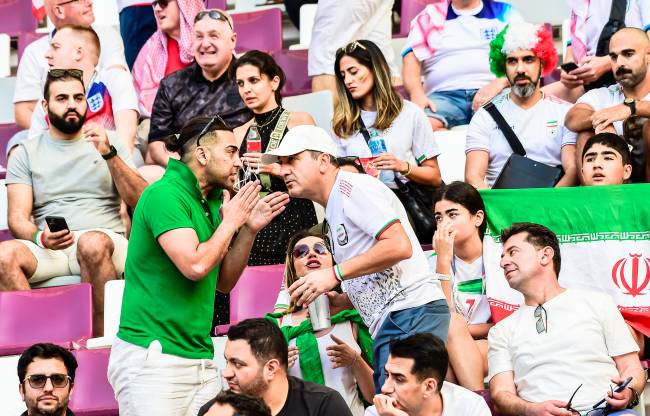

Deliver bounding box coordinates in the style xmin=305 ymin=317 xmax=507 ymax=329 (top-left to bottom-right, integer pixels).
xmin=373 ymin=153 xmax=407 ymax=173
xmin=373 ymin=394 xmax=409 ymax=416
xmin=82 ymin=123 xmax=112 ymax=155
xmin=560 ymin=65 xmax=584 ymax=89
xmin=243 ymin=152 xmax=281 ymax=176
xmin=525 ymin=401 xmax=576 ymax=416
xmin=591 ymin=105 xmax=631 ymax=133
xmin=411 ymin=92 xmax=437 ymax=113
xmin=288 ymin=345 xmax=299 ymax=368
xmin=221 ymin=181 xmax=261 ymax=231
xmin=604 ymin=377 xmax=633 ymax=411
xmin=432 ymin=218 xmax=456 ymax=263
xmin=472 ymin=82 xmax=503 ymax=111
xmin=288 ymin=267 xmax=339 ymax=307
xmin=326 ymin=334 xmax=360 ymax=369
xmin=245 ymin=191 xmax=290 ymax=233
xmin=573 ymin=55 xmax=612 ymax=84
xmin=42 ymin=225 xmax=75 ymax=251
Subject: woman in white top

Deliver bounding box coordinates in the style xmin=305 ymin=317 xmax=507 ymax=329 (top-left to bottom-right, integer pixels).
xmin=332 ymin=39 xmax=442 ymax=190
xmin=430 ymin=181 xmax=493 ymax=391
xmin=268 ymin=230 xmax=375 ymax=416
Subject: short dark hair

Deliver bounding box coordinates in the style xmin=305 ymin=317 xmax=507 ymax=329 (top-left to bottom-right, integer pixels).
xmin=198 ymin=390 xmax=271 ymax=416
xmin=17 ymin=343 xmax=78 ymax=386
xmin=389 ymin=333 xmax=448 ymax=392
xmin=500 ymin=222 xmax=561 ymax=275
xmin=231 ymin=50 xmax=286 ymax=105
xmin=164 ymin=115 xmax=233 ymax=161
xmin=582 ymin=132 xmax=632 ymax=166
xmin=43 ymin=70 xmax=85 ymax=101
xmin=227 ymin=318 xmax=288 ymax=369
xmin=433 ymin=181 xmax=487 ymax=239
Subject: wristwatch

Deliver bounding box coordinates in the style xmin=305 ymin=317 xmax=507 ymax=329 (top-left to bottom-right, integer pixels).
xmin=101 ymin=145 xmax=118 ymax=160
xmin=623 ymin=98 xmax=636 ymax=116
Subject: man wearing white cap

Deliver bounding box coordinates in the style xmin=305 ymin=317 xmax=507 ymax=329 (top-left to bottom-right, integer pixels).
xmin=262 ymin=125 xmax=450 ymax=392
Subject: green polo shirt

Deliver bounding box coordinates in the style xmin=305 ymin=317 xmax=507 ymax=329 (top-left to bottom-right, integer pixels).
xmin=117 ymin=159 xmax=223 ymax=359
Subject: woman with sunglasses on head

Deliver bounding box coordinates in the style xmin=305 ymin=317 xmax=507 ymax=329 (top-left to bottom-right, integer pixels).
xmin=231 ymin=51 xmax=319 ymax=266
xmin=267 ymin=230 xmax=375 ymax=416
xmin=430 ymin=181 xmax=493 ymax=391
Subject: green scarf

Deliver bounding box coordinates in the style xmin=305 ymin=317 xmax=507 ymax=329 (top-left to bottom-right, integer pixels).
xmin=266 ymin=309 xmax=374 ymax=385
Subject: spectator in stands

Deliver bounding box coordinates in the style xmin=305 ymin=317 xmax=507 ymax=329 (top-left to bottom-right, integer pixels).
xmin=28 ymin=25 xmax=139 ymax=155
xmin=565 ymin=27 xmax=650 ymax=182
xmin=198 ymin=391 xmax=271 ymax=416
xmin=17 ymin=343 xmax=78 ymax=416
xmin=333 ymin=40 xmax=442 ymax=191
xmin=0 ymin=70 xmax=146 ymax=337
xmin=581 ymin=132 xmax=633 ymax=186
xmin=231 ymin=51 xmax=318 ymax=265
xmin=429 ymin=181 xmax=491 ymax=391
xmin=147 ymin=9 xmax=252 ymax=167
xmin=13 ymin=0 xmax=127 ymax=130
xmin=366 ymin=333 xmax=491 ymax=416
xmin=133 ymin=0 xmax=204 ymax=118
xmin=263 ymin=125 xmax=450 ymax=391
xmin=543 ymin=1 xmax=650 ymax=103
xmin=309 ymin=0 xmax=399 ymax=101
xmin=108 ymin=117 xmax=288 ymax=415
xmin=465 ymin=22 xmax=578 ymax=189
xmin=266 ymin=230 xmax=375 ymax=415
xmin=402 ymin=0 xmax=520 ymax=130
xmin=118 ymin=0 xmax=156 ymax=70
xmin=489 ymin=222 xmax=645 ymax=416
xmin=224 ymin=318 xmax=353 ymax=415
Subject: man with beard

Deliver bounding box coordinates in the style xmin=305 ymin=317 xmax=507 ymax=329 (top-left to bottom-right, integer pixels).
xmin=0 ymin=70 xmax=146 ymax=337
xmin=223 ymin=318 xmax=352 ymax=416
xmin=17 ymin=343 xmax=79 ymax=416
xmin=565 ymin=27 xmax=650 ymax=182
xmin=108 ymin=118 xmax=289 ymax=415
xmin=465 ymin=21 xmax=578 ymax=189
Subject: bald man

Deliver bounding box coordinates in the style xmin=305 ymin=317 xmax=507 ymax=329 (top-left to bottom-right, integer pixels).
xmin=565 ymin=28 xmax=650 ymax=182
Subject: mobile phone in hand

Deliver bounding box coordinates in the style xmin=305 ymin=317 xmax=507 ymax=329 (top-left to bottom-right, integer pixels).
xmin=592 ymin=376 xmax=632 ymax=409
xmin=45 ymin=216 xmax=70 ymax=233
xmin=561 ymin=62 xmax=579 ymax=73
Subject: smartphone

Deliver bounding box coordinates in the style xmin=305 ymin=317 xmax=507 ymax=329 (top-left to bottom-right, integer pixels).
xmin=561 ymin=62 xmax=579 ymax=73
xmin=592 ymin=376 xmax=632 ymax=409
xmin=45 ymin=216 xmax=70 ymax=233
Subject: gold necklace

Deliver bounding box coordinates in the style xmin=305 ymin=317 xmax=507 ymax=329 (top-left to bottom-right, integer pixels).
xmin=253 ymin=106 xmax=282 ymax=128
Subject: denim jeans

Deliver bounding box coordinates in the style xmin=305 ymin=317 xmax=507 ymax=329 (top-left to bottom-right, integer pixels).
xmin=372 ymin=299 xmax=450 ymax=392
xmin=424 ymin=89 xmax=478 ymax=128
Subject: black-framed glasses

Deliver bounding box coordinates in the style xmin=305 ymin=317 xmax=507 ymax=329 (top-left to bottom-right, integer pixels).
xmin=337 ymin=41 xmax=367 ymax=55
xmin=194 ymin=9 xmax=233 ymax=30
xmin=565 ymin=384 xmax=582 ymax=414
xmin=152 ymin=0 xmax=173 ymax=8
xmin=56 ymin=0 xmax=85 ymax=6
xmin=534 ymin=304 xmax=548 ymax=334
xmin=194 ymin=115 xmax=228 ymax=147
xmin=337 ymin=156 xmax=365 ymax=174
xmin=292 ymin=242 xmax=330 ymax=259
xmin=24 ymin=373 xmax=71 ymax=389
xmin=47 ymin=68 xmax=83 ymax=81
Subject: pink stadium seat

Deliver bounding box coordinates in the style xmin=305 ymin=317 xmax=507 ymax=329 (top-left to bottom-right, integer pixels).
xmin=232 ymin=8 xmax=283 ymax=53
xmin=271 ymin=49 xmax=310 ymax=97
xmin=0 ymin=284 xmax=93 ymax=356
xmin=476 ymin=389 xmax=505 ymax=416
xmin=0 ymin=229 xmax=12 ymax=241
xmin=0 ymin=0 xmax=38 ymax=37
xmin=17 ymin=30 xmax=47 ymax=61
xmin=399 ymin=0 xmax=439 ymax=37
xmin=69 ymin=348 xmax=118 ymax=416
xmin=0 ymin=122 xmax=21 ymax=169
xmin=205 ymin=0 xmax=227 ymax=9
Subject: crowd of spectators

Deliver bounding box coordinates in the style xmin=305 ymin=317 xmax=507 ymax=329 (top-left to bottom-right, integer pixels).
xmin=4 ymin=0 xmax=650 ymax=415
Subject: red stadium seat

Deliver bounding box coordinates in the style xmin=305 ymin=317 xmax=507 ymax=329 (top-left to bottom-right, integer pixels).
xmin=232 ymin=8 xmax=283 ymax=54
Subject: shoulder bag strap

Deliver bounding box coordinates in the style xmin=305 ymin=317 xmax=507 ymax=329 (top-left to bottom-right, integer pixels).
xmin=358 ymin=117 xmax=372 ymax=144
xmin=259 ymin=109 xmax=291 ymax=192
xmin=483 ymin=102 xmax=527 ymax=156
xmin=595 ymin=0 xmax=627 ymax=56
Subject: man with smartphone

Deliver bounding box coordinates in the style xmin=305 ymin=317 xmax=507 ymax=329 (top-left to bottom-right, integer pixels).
xmin=0 ymin=69 xmax=147 ymax=337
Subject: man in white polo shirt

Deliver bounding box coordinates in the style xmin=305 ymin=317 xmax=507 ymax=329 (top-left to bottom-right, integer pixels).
xmin=262 ymin=125 xmax=449 ymax=392
xmin=465 ymin=21 xmax=578 ymax=189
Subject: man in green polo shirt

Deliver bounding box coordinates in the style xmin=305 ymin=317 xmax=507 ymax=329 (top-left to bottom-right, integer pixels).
xmin=108 ymin=116 xmax=289 ymax=416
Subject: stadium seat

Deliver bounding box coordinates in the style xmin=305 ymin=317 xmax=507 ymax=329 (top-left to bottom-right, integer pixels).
xmin=0 ymin=284 xmax=93 ymax=356
xmin=271 ymin=49 xmax=310 ymax=97
xmin=0 ymin=77 xmax=17 ymax=124
xmin=232 ymin=8 xmax=283 ymax=53
xmin=398 ymin=0 xmax=439 ymax=37
xmin=282 ymin=90 xmax=334 ymax=133
xmin=69 ymin=348 xmax=118 ymax=416
xmin=17 ymin=30 xmax=46 ymax=61
xmin=205 ymin=0 xmax=227 ymax=10
xmin=0 ymin=229 xmax=11 ymax=242
xmin=0 ymin=122 xmax=21 ymax=168
xmin=0 ymin=34 xmax=9 ymax=78
xmin=0 ymin=0 xmax=38 ymax=37
xmin=434 ymin=128 xmax=467 ymax=183
xmin=476 ymin=389 xmax=505 ymax=416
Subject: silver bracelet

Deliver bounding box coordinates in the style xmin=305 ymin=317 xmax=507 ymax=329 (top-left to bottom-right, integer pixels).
xmin=436 ymin=273 xmax=451 ymax=281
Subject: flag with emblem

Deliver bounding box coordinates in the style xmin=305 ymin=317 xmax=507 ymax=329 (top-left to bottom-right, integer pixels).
xmin=32 ymin=0 xmax=45 ymax=20
xmin=481 ymin=185 xmax=650 ymax=337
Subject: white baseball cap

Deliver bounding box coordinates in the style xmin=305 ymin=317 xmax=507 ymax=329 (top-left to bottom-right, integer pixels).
xmin=262 ymin=125 xmax=338 ymax=164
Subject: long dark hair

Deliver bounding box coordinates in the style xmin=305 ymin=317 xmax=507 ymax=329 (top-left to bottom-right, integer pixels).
xmin=231 ymin=50 xmax=286 ymax=105
xmin=433 ymin=181 xmax=487 ymax=239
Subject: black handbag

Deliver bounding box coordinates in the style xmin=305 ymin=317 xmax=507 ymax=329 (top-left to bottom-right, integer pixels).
xmin=484 ymin=102 xmax=563 ymax=189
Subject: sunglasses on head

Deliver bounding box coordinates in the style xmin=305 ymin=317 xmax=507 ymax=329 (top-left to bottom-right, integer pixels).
xmin=24 ymin=373 xmax=71 ymax=389
xmin=47 ymin=68 xmax=83 ymax=82
xmin=194 ymin=9 xmax=233 ymax=30
xmin=337 ymin=41 xmax=367 ymax=55
xmin=337 ymin=156 xmax=365 ymax=173
xmin=292 ymin=242 xmax=329 ymax=259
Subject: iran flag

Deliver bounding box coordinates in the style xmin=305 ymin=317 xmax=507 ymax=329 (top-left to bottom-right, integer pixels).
xmin=32 ymin=0 xmax=45 ymax=20
xmin=482 ymin=184 xmax=650 ymax=337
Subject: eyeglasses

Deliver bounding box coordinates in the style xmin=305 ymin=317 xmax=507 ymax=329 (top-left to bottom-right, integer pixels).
xmin=151 ymin=0 xmax=173 ymax=8
xmin=47 ymin=68 xmax=83 ymax=81
xmin=194 ymin=115 xmax=229 ymax=147
xmin=292 ymin=242 xmax=330 ymax=259
xmin=194 ymin=9 xmax=233 ymax=30
xmin=337 ymin=156 xmax=365 ymax=174
xmin=534 ymin=304 xmax=548 ymax=334
xmin=24 ymin=373 xmax=71 ymax=389
xmin=337 ymin=41 xmax=367 ymax=55
xmin=56 ymin=0 xmax=83 ymax=6
xmin=565 ymin=384 xmax=582 ymax=414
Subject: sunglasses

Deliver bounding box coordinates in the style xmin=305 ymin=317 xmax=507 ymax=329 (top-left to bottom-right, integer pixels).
xmin=337 ymin=41 xmax=367 ymax=55
xmin=24 ymin=373 xmax=71 ymax=389
xmin=292 ymin=242 xmax=329 ymax=259
xmin=565 ymin=384 xmax=582 ymax=414
xmin=194 ymin=9 xmax=233 ymax=30
xmin=191 ymin=115 xmax=229 ymax=147
xmin=534 ymin=304 xmax=548 ymax=334
xmin=151 ymin=0 xmax=174 ymax=8
xmin=47 ymin=68 xmax=83 ymax=81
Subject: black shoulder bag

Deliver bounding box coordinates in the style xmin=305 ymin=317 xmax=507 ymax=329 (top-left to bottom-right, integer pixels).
xmin=589 ymin=0 xmax=626 ymax=89
xmin=484 ymin=102 xmax=563 ymax=189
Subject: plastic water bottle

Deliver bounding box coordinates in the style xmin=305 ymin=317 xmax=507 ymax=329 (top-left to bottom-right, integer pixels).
xmin=367 ymin=129 xmax=394 ymax=184
xmin=246 ymin=125 xmax=262 ymax=153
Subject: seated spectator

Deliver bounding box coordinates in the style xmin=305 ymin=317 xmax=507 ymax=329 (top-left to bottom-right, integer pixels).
xmin=13 ymin=0 xmax=127 ymax=130
xmin=133 ymin=0 xmax=204 ymax=118
xmin=430 ymin=181 xmax=492 ymax=391
xmin=366 ymin=333 xmax=491 ymax=416
xmin=198 ymin=391 xmax=271 ymax=416
xmin=232 ymin=50 xmax=318 ymax=265
xmin=147 ymin=8 xmax=252 ymax=167
xmin=465 ymin=22 xmax=578 ymax=189
xmin=17 ymin=343 xmax=78 ymax=416
xmin=118 ymin=0 xmax=156 ymax=70
xmin=565 ymin=27 xmax=650 ymax=182
xmin=224 ymin=318 xmax=353 ymax=416
xmin=581 ymin=132 xmax=633 ymax=186
xmin=0 ymin=70 xmax=147 ymax=337
xmin=489 ymin=222 xmax=645 ymax=416
xmin=402 ymin=0 xmax=519 ymax=130
xmin=266 ymin=230 xmax=375 ymax=415
xmin=27 ymin=25 xmax=139 ymax=154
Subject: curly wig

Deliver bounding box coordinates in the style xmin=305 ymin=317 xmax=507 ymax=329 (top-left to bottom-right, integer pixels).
xmin=489 ymin=22 xmax=558 ymax=78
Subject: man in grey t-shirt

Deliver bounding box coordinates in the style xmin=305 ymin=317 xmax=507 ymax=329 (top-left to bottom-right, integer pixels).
xmin=0 ymin=70 xmax=147 ymax=337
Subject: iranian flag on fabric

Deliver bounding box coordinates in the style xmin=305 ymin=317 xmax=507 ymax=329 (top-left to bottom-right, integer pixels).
xmin=481 ymin=184 xmax=650 ymax=338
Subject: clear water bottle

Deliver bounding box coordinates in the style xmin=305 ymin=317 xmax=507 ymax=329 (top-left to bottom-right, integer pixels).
xmin=367 ymin=129 xmax=394 ymax=184
xmin=246 ymin=125 xmax=262 ymax=153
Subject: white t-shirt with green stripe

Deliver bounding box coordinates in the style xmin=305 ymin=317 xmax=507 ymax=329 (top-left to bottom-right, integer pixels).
xmin=325 ymin=170 xmax=445 ymax=336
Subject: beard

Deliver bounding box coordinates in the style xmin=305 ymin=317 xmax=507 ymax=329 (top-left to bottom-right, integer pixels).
xmin=615 ymin=66 xmax=646 ymax=89
xmin=26 ymin=394 xmax=68 ymax=416
xmin=237 ymin=371 xmax=269 ymax=397
xmin=48 ymin=107 xmax=86 ymax=135
xmin=509 ymin=69 xmax=541 ymax=98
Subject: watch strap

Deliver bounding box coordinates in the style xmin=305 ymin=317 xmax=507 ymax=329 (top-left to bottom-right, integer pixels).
xmin=101 ymin=145 xmax=117 ymax=160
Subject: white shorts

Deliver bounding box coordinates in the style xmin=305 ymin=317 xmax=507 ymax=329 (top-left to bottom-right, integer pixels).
xmin=308 ymin=0 xmax=398 ymax=77
xmin=18 ymin=228 xmax=128 ymax=283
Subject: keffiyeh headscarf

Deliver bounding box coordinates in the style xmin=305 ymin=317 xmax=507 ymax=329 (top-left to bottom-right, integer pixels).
xmin=403 ymin=0 xmax=451 ymax=61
